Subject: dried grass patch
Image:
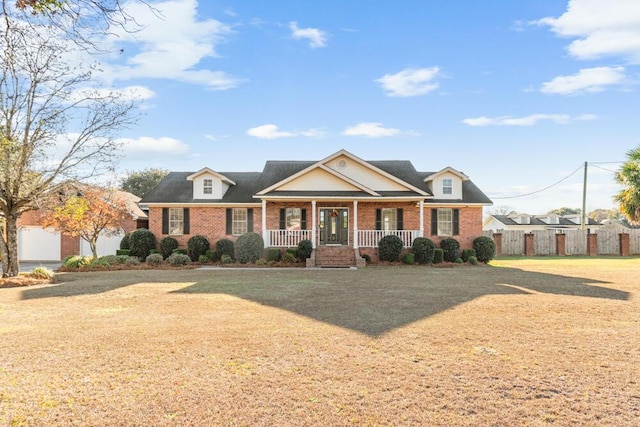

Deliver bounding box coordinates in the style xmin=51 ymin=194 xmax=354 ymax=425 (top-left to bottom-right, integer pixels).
xmin=0 ymin=259 xmax=639 ymax=426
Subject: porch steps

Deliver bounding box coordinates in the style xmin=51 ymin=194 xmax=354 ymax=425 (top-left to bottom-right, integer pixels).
xmin=313 ymin=246 xmax=358 ymax=268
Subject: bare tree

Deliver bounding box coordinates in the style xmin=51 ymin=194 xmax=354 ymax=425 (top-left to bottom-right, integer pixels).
xmin=0 ymin=1 xmax=137 ymax=276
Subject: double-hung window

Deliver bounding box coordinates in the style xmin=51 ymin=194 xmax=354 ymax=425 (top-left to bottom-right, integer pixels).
xmin=431 ymin=208 xmax=459 ymax=236
xmin=169 ymin=208 xmax=184 ymax=235
xmin=376 ymin=208 xmax=403 ymax=232
xmin=232 ymin=208 xmax=247 ymax=235
xmin=442 ymin=178 xmax=453 ymax=195
xmin=203 ymin=179 xmax=213 ymax=195
xmin=286 ymin=208 xmax=301 ymax=230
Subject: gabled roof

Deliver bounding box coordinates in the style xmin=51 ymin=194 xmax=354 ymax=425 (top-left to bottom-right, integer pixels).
xmin=423 ymin=166 xmax=469 ymax=182
xmin=257 ymin=149 xmax=429 ymax=196
xmin=140 ymin=149 xmax=493 ymax=206
xmin=187 ymin=167 xmax=236 ymax=185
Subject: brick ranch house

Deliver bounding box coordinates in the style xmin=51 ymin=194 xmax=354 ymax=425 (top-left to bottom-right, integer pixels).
xmin=141 ymin=150 xmax=493 ymax=267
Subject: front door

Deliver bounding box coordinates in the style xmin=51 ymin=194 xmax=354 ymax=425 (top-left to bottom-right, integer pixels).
xmin=319 ymin=209 xmax=349 ymax=245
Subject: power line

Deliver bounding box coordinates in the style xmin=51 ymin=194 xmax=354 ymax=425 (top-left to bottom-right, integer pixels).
xmin=491 ymin=164 xmax=584 ymax=200
xmin=590 ymin=164 xmax=618 ymax=174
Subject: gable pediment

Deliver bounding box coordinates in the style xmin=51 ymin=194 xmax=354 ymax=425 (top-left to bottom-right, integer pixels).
xmin=257 ymin=149 xmax=428 ymax=196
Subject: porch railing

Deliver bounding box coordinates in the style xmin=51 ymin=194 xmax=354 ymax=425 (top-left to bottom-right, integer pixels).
xmin=357 ymin=230 xmax=419 ymax=248
xmin=266 ymin=229 xmax=420 ymax=248
xmin=267 ymin=230 xmax=313 ymax=247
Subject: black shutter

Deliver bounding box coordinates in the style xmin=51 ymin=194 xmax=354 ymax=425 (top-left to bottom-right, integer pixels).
xmin=301 ymin=209 xmax=307 ymax=229
xmin=397 ymin=209 xmax=403 ymax=230
xmin=183 ymin=208 xmax=190 ymax=235
xmin=247 ymin=208 xmax=254 ymax=232
xmin=162 ymin=208 xmax=169 ymax=234
xmin=279 ymin=209 xmax=286 ymax=230
xmin=376 ymin=209 xmax=382 ymax=230
xmin=431 ymin=209 xmax=438 ymax=236
xmin=453 ymin=209 xmax=459 ymax=236
xmin=226 ymin=208 xmax=232 ymax=235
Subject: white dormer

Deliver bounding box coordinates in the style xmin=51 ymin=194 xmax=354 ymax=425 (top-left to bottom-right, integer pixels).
xmin=424 ymin=167 xmax=468 ymax=199
xmin=535 ymin=214 xmax=559 ymax=225
xmin=187 ymin=168 xmax=235 ymax=200
xmin=509 ymin=214 xmax=530 ymax=225
xmin=564 ymin=214 xmax=582 ymax=225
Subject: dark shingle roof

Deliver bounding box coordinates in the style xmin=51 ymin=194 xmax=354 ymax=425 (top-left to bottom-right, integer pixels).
xmin=141 ymin=157 xmax=493 ymax=205
xmin=491 ymin=215 xmax=600 ymax=227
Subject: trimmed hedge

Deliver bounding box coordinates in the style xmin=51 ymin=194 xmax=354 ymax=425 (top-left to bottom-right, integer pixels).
xmin=402 ymin=253 xmax=415 ymax=264
xmin=266 ymin=248 xmax=281 ymax=262
xmin=235 ymin=232 xmax=264 ymax=264
xmin=461 ymin=248 xmax=476 ymax=262
xmin=440 ymin=238 xmax=460 ymax=262
xmin=167 ymin=253 xmax=191 ymax=266
xmin=119 ymin=232 xmax=131 ymax=250
xmin=433 ymin=248 xmax=444 ymax=264
xmin=160 ymin=237 xmax=178 ymax=259
xmin=297 ymin=239 xmax=313 ymax=261
xmin=216 ymin=239 xmax=235 ymax=260
xmin=129 ymin=228 xmax=157 ymax=260
xmin=412 ymin=237 xmax=436 ymax=264
xmin=378 ymin=235 xmax=403 ymax=262
xmin=145 ymin=253 xmax=164 ymax=265
xmin=187 ymin=235 xmax=210 ymax=261
xmin=473 ymin=236 xmax=496 ymax=263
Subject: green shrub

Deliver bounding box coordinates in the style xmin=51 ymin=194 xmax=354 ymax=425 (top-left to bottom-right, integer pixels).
xmin=266 ymin=248 xmax=281 ymax=262
xmin=119 ymin=232 xmax=131 ymax=250
xmin=220 ymin=254 xmax=233 ymax=264
xmin=468 ymin=256 xmax=478 ymax=265
xmin=30 ymin=267 xmax=55 ymax=280
xmin=402 ymin=252 xmax=415 ymax=264
xmin=100 ymin=255 xmax=118 ymax=265
xmin=297 ymin=239 xmax=313 ymax=260
xmin=433 ymin=248 xmax=444 ymax=264
xmin=145 ymin=253 xmax=164 ymax=265
xmin=116 ymin=249 xmax=130 ymax=256
xmin=123 ymin=256 xmax=140 ymax=266
xmin=198 ymin=254 xmax=209 ymax=263
xmin=285 ymin=248 xmax=298 ymax=260
xmin=63 ymin=255 xmax=92 ymax=269
xmin=440 ymin=238 xmax=460 ymax=262
xmin=255 ymin=258 xmax=267 ymax=266
xmin=454 ymin=258 xmax=463 ymax=264
xmin=172 ymin=248 xmax=187 ymax=255
xmin=216 ymin=238 xmax=234 ymax=260
xmin=473 ymin=236 xmax=497 ymax=263
xmin=206 ymin=249 xmax=220 ymax=262
xmin=115 ymin=255 xmax=130 ymax=264
xmin=89 ymin=257 xmax=111 ymax=269
xmin=128 ymin=228 xmax=157 ymax=260
xmin=166 ymin=253 xmax=191 ymax=266
xmin=282 ymin=252 xmax=297 ymax=264
xmin=378 ymin=235 xmax=403 ymax=262
xmin=412 ymin=237 xmax=436 ymax=264
xmin=461 ymin=248 xmax=476 ymax=262
xmin=235 ymin=232 xmax=264 ymax=264
xmin=187 ymin=235 xmax=210 ymax=262
xmin=159 ymin=237 xmax=178 ymax=259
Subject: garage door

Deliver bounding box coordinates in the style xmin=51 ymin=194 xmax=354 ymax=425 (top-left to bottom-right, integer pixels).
xmin=80 ymin=229 xmax=125 ymax=257
xmin=18 ymin=227 xmax=62 ymax=261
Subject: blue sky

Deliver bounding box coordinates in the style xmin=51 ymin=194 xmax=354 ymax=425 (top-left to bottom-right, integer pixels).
xmin=99 ymin=0 xmax=640 ymax=214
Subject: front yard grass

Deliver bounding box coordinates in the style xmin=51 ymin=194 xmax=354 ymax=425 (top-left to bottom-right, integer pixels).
xmin=0 ymin=258 xmax=638 ymax=426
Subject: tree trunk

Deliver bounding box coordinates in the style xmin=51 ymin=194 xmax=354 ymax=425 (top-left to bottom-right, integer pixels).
xmin=89 ymin=237 xmax=98 ymax=258
xmin=3 ymin=214 xmax=20 ymax=277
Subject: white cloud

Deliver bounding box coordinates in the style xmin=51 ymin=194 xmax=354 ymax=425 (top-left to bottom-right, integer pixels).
xmin=375 ymin=67 xmax=441 ymax=97
xmin=541 ymin=67 xmax=626 ymax=94
xmin=462 ymin=114 xmax=597 ymax=127
xmin=119 ymin=136 xmax=190 ymax=155
xmin=289 ymin=21 xmax=328 ymax=48
xmin=246 ymin=124 xmax=323 ymax=140
xmin=104 ymin=0 xmax=241 ymax=89
xmin=342 ymin=122 xmax=401 ymax=138
xmin=536 ymin=0 xmax=640 ymax=62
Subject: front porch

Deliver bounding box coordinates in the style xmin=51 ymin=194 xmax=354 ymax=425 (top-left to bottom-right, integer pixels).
xmin=265 ymin=229 xmax=420 ymax=249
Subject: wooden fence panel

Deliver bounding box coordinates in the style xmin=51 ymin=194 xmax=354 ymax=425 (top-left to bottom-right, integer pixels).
xmin=501 ymin=230 xmax=525 ymax=256
xmin=564 ymin=230 xmax=587 ymax=255
xmin=630 ymin=230 xmax=640 ymax=255
xmin=597 ymin=229 xmax=620 ymax=255
xmin=532 ymin=230 xmax=556 ymax=255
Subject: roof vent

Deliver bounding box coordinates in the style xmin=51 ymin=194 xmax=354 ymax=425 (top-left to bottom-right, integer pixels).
xmin=337 ymin=159 xmax=348 ymax=170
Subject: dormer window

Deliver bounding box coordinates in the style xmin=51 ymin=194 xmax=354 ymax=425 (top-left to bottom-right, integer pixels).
xmin=443 ymin=178 xmax=453 ymax=195
xmin=203 ymin=179 xmax=213 ymax=195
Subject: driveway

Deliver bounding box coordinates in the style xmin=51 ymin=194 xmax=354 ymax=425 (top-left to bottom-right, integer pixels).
xmin=15 ymin=262 xmax=62 ymax=273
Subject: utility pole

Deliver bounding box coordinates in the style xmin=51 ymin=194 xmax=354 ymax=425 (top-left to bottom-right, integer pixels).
xmin=581 ymin=161 xmax=588 ymax=230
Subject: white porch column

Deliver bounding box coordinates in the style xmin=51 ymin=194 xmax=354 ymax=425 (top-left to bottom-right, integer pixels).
xmin=262 ymin=200 xmax=268 ymax=246
xmin=419 ymin=200 xmax=424 ymax=237
xmin=353 ymin=200 xmax=359 ymax=248
xmin=311 ymin=200 xmax=317 ymax=248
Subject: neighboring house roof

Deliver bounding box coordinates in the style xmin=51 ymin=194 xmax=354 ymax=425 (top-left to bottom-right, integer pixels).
xmin=141 ymin=151 xmax=493 ymax=205
xmin=488 ymin=215 xmax=600 ymax=228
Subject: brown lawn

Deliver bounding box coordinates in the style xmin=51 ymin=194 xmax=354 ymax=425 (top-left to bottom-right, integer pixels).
xmin=0 ymin=258 xmax=638 ymax=426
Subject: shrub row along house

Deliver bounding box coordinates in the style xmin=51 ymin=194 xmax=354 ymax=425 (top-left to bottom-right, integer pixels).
xmin=141 ymin=150 xmax=493 ymax=267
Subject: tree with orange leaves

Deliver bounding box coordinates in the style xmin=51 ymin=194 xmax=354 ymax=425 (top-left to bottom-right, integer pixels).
xmin=42 ymin=187 xmax=131 ymax=258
